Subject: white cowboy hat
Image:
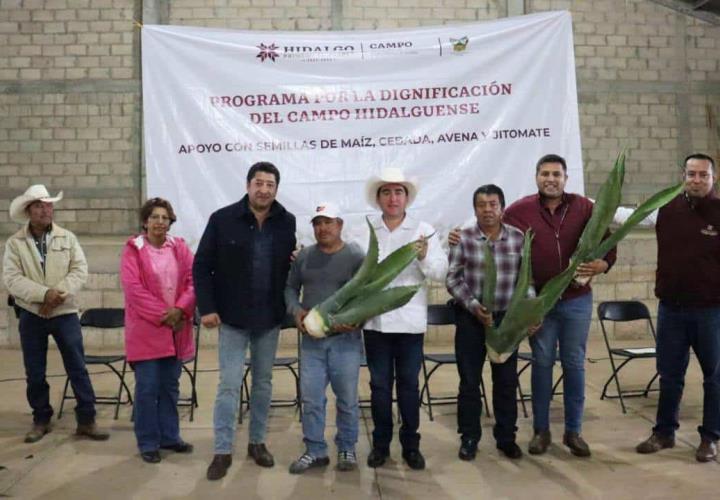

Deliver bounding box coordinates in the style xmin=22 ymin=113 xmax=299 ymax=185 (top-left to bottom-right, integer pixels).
xmin=9 ymin=185 xmax=63 ymax=224
xmin=311 ymin=201 xmax=342 ymax=221
xmin=365 ymin=167 xmax=418 ymax=209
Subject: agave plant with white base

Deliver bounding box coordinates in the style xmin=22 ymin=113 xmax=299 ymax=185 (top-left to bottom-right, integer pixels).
xmin=302 ymin=218 xmax=431 ymax=338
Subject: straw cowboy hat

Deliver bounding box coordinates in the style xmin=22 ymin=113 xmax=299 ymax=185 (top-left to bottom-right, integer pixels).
xmin=9 ymin=185 xmax=63 ymax=224
xmin=365 ymin=167 xmax=419 ymax=209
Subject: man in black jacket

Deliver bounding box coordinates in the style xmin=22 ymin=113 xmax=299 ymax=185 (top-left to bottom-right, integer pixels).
xmin=193 ymin=162 xmax=296 ymax=480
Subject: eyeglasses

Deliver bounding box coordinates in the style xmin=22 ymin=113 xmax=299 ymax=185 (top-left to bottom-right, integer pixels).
xmin=148 ymin=214 xmax=172 ymax=221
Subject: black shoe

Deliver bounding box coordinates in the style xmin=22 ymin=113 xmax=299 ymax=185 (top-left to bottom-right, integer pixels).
xmin=160 ymin=441 xmax=194 ymax=453
xmin=402 ymin=449 xmax=426 ymax=470
xmin=636 ymin=433 xmax=675 ymax=454
xmin=24 ymin=422 xmax=51 ymax=443
xmin=206 ymin=454 xmax=232 ymax=481
xmin=367 ymin=448 xmax=389 ymax=468
xmin=75 ymin=423 xmax=110 ymax=441
xmin=562 ymin=432 xmax=591 ymax=458
xmin=528 ymin=430 xmax=552 ymax=455
xmin=458 ymin=438 xmax=478 ymax=461
xmin=247 ymin=443 xmax=275 ymax=467
xmin=497 ymin=441 xmax=523 ymax=460
xmin=140 ymin=450 xmax=161 ymax=463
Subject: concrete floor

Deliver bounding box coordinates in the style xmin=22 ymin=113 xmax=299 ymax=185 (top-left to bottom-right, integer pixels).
xmin=0 ymin=337 xmax=717 ymax=500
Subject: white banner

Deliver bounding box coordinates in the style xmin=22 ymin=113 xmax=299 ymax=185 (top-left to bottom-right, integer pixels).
xmin=142 ymin=11 xmax=582 ymax=247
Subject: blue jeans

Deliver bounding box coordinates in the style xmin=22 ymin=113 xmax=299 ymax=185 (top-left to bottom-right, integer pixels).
xmin=132 ymin=357 xmax=182 ymax=453
xmin=301 ymin=331 xmax=363 ymax=457
xmin=18 ymin=311 xmax=97 ymax=425
xmin=654 ymin=302 xmax=720 ymax=441
xmin=530 ymin=292 xmax=592 ymax=433
xmin=363 ymin=330 xmax=424 ymax=451
xmin=213 ymin=323 xmax=279 ymax=454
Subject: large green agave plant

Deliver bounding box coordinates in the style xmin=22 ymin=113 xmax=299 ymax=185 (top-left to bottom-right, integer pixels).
xmin=482 ymin=150 xmax=683 ymax=363
xmin=303 ymin=218 xmax=430 ymax=338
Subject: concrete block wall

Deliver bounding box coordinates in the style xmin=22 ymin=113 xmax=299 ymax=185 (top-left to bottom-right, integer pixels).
xmin=1 ymin=0 xmax=718 ymax=347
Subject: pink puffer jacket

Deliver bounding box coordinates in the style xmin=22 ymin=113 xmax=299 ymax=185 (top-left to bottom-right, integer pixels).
xmin=120 ymin=234 xmax=196 ymax=362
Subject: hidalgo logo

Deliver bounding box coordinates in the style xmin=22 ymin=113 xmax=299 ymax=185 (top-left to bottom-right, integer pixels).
xmin=450 ymin=36 xmax=469 ymax=52
xmin=256 ymin=43 xmax=280 ymax=62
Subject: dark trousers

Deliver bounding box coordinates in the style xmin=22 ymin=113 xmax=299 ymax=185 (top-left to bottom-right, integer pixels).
xmin=18 ymin=310 xmax=97 ymax=425
xmin=455 ymin=307 xmax=518 ymax=444
xmin=654 ymin=301 xmax=720 ymax=441
xmin=363 ymin=330 xmax=424 ymax=452
xmin=133 ymin=357 xmax=182 ymax=453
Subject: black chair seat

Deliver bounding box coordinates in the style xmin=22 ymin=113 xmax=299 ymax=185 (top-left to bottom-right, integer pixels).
xmin=425 ymin=353 xmax=456 ymax=364
xmin=610 ymin=347 xmax=656 ymax=358
xmin=85 ymin=354 xmax=125 ymax=364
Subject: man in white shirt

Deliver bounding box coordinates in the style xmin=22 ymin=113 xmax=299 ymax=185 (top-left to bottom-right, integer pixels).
xmin=363 ymin=168 xmax=448 ymax=470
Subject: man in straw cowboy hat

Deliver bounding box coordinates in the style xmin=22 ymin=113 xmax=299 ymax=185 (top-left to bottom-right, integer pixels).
xmin=362 ymin=167 xmax=447 ymax=470
xmin=3 ymin=185 xmax=109 ymax=443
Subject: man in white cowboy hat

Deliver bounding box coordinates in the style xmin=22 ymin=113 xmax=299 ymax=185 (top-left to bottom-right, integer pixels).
xmin=362 ymin=167 xmax=447 ymax=470
xmin=3 ymin=185 xmax=109 ymax=443
xmin=285 ymin=202 xmax=365 ymax=474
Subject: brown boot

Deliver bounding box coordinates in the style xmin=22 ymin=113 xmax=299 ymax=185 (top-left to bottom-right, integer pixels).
xmin=24 ymin=422 xmax=51 ymax=443
xmin=247 ymin=443 xmax=274 ymax=467
xmin=75 ymin=422 xmax=110 ymax=441
xmin=696 ymin=438 xmax=718 ymax=463
xmin=636 ymin=433 xmax=675 ymax=454
xmin=563 ymin=432 xmax=591 ymax=457
xmin=528 ymin=430 xmax=551 ymax=455
xmin=206 ymin=454 xmax=232 ymax=480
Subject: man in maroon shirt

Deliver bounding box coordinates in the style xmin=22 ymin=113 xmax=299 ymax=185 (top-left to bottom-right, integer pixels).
xmin=503 ymin=154 xmax=616 ymax=458
xmin=636 ymin=153 xmax=720 ymax=462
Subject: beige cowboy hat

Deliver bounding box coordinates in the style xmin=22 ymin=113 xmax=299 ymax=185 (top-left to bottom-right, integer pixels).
xmin=365 ymin=167 xmax=419 ymax=209
xmin=9 ymin=184 xmax=63 ymax=224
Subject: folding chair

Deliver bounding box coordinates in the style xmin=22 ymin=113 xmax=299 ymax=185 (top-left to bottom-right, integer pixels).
xmin=177 ymin=311 xmax=201 ymax=421
xmin=598 ymin=300 xmax=659 ymax=414
xmin=58 ymin=308 xmax=133 ymax=420
xmin=420 ymin=302 xmax=490 ymax=421
xmin=516 ymin=349 xmax=564 ymax=418
xmin=239 ymin=315 xmax=301 ymax=423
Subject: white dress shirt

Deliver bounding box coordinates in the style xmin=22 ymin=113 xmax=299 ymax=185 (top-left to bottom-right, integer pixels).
xmin=354 ymin=213 xmax=448 ymax=334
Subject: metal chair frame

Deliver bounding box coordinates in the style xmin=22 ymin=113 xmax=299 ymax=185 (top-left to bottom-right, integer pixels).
xmin=420 ymin=302 xmax=490 ymax=421
xmin=598 ymin=300 xmax=659 ymax=414
xmin=177 ymin=312 xmax=201 ymax=421
xmin=238 ymin=316 xmax=301 ymax=423
xmin=58 ymin=308 xmax=132 ymax=420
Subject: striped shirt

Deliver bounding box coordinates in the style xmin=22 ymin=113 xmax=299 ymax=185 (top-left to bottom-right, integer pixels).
xmin=446 ymin=222 xmax=531 ymax=314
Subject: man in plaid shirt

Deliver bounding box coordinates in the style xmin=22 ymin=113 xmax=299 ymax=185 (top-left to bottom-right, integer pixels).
xmin=446 ymin=184 xmax=530 ymax=461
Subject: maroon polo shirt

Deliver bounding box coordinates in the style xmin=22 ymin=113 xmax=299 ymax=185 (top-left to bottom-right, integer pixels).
xmin=655 ymin=191 xmax=720 ymax=306
xmin=503 ymin=192 xmax=617 ymax=301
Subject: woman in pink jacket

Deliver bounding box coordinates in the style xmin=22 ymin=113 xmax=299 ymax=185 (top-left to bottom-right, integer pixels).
xmin=120 ymin=197 xmax=196 ymax=463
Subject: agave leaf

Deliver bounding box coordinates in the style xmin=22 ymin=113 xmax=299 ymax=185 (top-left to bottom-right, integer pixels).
xmin=487 ymin=296 xmax=547 ymax=363
xmin=314 ymin=217 xmax=379 ymax=318
xmin=357 ymin=233 xmax=434 ymax=296
xmin=328 ymin=284 xmax=421 ymax=329
xmin=589 ymin=182 xmax=682 ymax=260
xmin=505 ymin=230 xmax=534 ymax=314
xmin=572 ymin=149 xmax=626 ymax=263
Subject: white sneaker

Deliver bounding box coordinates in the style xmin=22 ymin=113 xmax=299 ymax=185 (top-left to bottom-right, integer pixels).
xmin=289 ymin=453 xmax=330 ymax=474
xmin=336 ymin=450 xmax=358 ymax=471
